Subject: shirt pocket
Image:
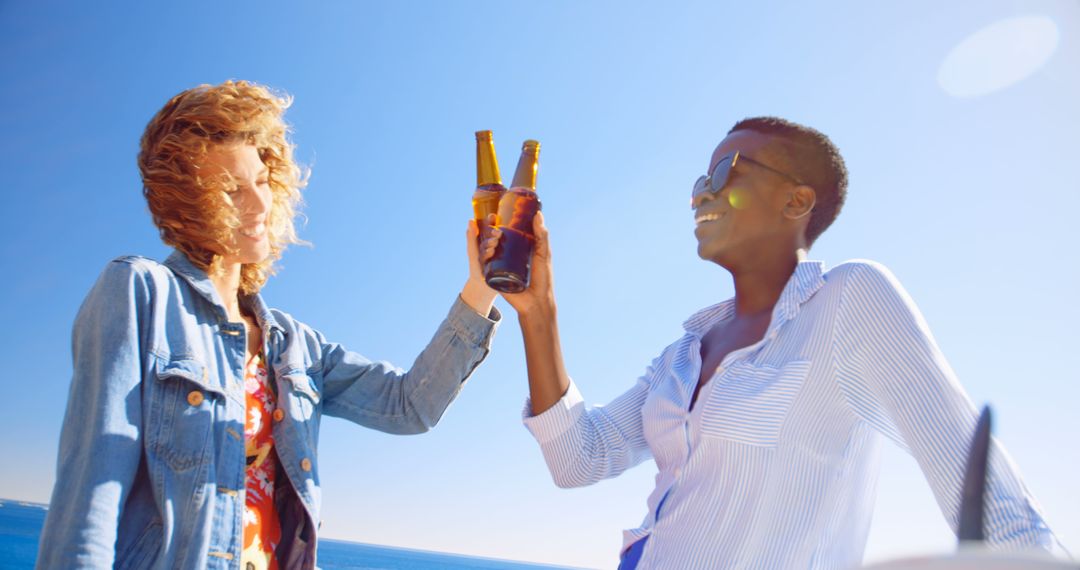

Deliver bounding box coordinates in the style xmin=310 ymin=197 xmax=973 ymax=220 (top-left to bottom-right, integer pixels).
xmin=150 ymin=357 xmax=225 ymax=471
xmin=698 ymin=359 xmax=810 ymax=447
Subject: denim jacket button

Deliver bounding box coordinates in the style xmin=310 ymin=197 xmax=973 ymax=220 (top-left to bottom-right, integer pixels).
xmin=187 ymin=391 xmax=204 ymax=407
xmin=300 ymin=458 xmax=312 ymax=472
xmin=272 ymin=409 xmax=285 ymax=422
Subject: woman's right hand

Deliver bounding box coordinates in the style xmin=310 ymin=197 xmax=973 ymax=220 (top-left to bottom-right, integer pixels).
xmin=485 ymin=211 xmax=568 ymax=415
xmin=482 ymin=211 xmax=556 ymax=318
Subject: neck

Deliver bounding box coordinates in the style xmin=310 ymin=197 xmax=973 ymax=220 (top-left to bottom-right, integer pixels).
xmin=727 ymin=248 xmax=808 ymax=317
xmin=210 ymin=259 xmax=244 ymax=322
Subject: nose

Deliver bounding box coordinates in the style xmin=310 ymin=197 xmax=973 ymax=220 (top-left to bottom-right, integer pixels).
xmin=691 ymin=188 xmax=716 ymax=210
xmin=239 ymin=182 xmax=272 ymax=218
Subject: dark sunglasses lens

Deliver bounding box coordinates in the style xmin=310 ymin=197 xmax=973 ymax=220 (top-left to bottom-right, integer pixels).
xmin=691 ymin=154 xmax=736 ymax=202
xmin=709 ymin=157 xmax=734 ymax=195
xmin=692 ymin=175 xmax=709 ymax=199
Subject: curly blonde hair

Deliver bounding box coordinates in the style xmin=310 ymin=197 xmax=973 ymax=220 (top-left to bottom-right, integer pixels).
xmin=138 ymin=80 xmax=307 ymax=294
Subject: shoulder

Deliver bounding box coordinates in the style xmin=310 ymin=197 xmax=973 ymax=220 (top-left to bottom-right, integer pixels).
xmin=269 ymin=307 xmax=302 ymax=331
xmin=826 ymin=258 xmax=895 ymax=281
xmin=74 ymin=256 xmax=168 ymax=329
xmin=97 ymin=254 xmax=176 ymax=284
xmin=825 ymin=259 xmax=907 ymax=298
xmin=265 ymin=306 xmax=339 ymax=371
xmin=87 ymin=255 xmax=158 ymax=295
xmin=94 ymin=254 xmax=195 ymax=299
xmin=268 ymin=307 xmax=322 ymax=343
xmin=826 ymin=259 xmax=926 ymax=330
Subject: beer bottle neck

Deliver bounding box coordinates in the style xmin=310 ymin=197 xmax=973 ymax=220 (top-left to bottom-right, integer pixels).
xmin=476 ymin=134 xmax=502 ymax=187
xmin=510 ymin=141 xmax=540 ymax=190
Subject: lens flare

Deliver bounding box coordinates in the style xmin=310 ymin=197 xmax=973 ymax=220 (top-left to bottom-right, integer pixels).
xmin=728 ymin=187 xmax=750 ymax=210
xmin=938 ymin=15 xmax=1059 ymax=98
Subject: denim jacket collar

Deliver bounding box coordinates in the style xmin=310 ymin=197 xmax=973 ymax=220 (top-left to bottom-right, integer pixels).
xmin=682 ymin=260 xmax=826 ymax=337
xmin=163 ymin=250 xmax=284 ymax=333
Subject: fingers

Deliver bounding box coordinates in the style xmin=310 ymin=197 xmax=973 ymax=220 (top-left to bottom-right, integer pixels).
xmin=472 ymin=219 xmax=500 ymax=264
xmin=533 ymin=211 xmax=550 ymax=259
xmin=481 ymin=238 xmax=498 ymax=263
xmin=470 ymin=213 xmax=549 ymax=266
xmin=466 ymin=219 xmax=480 ymax=256
xmin=534 ymin=211 xmax=547 ymax=236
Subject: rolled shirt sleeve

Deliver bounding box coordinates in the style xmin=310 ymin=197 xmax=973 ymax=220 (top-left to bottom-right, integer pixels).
xmin=522 ymin=366 xmax=656 ymax=489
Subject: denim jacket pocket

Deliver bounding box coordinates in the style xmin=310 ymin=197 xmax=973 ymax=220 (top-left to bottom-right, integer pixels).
xmin=698 ymin=359 xmax=810 ymax=447
xmin=115 ymin=520 xmax=162 ymax=570
xmin=279 ymin=369 xmax=322 ymax=419
xmin=150 ymin=357 xmax=225 ymax=471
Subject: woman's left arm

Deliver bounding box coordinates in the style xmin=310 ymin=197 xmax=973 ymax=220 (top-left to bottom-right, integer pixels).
xmin=316 ymin=220 xmax=499 ymax=434
xmin=833 ymin=261 xmax=1061 ymax=553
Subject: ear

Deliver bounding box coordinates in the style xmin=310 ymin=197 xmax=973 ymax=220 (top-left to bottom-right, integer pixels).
xmin=783 ymin=185 xmax=816 ymax=220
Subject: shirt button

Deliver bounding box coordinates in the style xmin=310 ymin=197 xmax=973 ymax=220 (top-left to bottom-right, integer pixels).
xmin=300 ymin=458 xmax=312 ymax=472
xmin=187 ymin=391 xmax=204 ymax=406
xmin=273 ymin=409 xmax=285 ymax=422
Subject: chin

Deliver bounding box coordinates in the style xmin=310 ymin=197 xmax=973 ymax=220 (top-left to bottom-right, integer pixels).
xmin=235 ymin=247 xmax=271 ymax=266
xmin=697 ymin=239 xmax=722 ymax=261
xmin=247 ymin=253 xmax=271 ymax=265
xmin=697 ymin=244 xmax=734 ymax=270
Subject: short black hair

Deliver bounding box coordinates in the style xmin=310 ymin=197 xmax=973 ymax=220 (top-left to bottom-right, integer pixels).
xmin=729 ymin=116 xmax=848 ymax=247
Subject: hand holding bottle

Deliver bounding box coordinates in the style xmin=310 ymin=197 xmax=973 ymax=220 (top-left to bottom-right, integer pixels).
xmin=460 ymin=218 xmax=498 ymax=317
xmin=483 ymin=210 xmax=567 ymax=415
xmin=482 ymin=211 xmax=555 ymax=319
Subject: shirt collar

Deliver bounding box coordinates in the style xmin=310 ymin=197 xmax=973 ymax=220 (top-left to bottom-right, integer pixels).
xmin=775 ymin=259 xmax=825 ymax=322
xmin=163 ymin=250 xmax=283 ymax=333
xmin=682 ymin=260 xmax=825 ymax=337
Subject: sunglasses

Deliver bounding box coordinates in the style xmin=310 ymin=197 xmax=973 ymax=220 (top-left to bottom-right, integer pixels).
xmin=692 ymin=151 xmax=806 ymax=205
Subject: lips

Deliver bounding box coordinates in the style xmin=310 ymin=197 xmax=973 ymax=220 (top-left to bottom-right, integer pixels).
xmin=239 ymin=222 xmax=266 ymax=239
xmin=694 ymin=211 xmax=726 ymax=226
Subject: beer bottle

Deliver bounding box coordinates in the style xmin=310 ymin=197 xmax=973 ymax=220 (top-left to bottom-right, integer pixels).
xmin=473 ymin=130 xmax=506 ymax=244
xmin=485 ymin=139 xmax=541 ymax=293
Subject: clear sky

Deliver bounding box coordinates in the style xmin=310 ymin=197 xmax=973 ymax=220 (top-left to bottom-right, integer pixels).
xmin=1 ymin=1 xmax=1077 ymax=568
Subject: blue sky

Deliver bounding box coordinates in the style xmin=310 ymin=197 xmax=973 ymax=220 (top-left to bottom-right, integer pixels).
xmin=1 ymin=1 xmax=1077 ymax=568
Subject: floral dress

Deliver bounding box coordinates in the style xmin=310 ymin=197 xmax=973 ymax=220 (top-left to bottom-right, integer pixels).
xmin=241 ymin=353 xmax=281 ymax=569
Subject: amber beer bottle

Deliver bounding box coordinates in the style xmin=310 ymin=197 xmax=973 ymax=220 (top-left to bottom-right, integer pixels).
xmin=485 ymin=139 xmax=541 ymax=293
xmin=473 ymin=130 xmax=506 ymax=243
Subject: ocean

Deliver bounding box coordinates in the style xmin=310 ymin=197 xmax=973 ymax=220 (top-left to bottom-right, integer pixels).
xmin=0 ymin=499 xmax=586 ymax=569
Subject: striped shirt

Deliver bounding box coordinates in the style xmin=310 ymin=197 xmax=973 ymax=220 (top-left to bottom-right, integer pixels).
xmin=523 ymin=260 xmax=1058 ymax=569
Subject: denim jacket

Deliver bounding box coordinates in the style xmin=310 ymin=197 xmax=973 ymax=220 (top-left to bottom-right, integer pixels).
xmin=36 ymin=251 xmax=500 ymax=569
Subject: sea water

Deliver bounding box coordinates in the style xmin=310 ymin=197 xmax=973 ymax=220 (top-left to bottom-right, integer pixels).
xmin=0 ymin=499 xmax=586 ymax=569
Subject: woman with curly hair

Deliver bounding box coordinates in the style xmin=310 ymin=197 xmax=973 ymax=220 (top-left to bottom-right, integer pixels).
xmin=35 ymin=80 xmax=500 ymax=569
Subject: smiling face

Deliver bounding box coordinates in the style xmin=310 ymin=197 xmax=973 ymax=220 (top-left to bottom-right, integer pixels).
xmin=202 ymin=143 xmax=273 ymax=266
xmin=692 ymin=130 xmax=814 ymax=269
